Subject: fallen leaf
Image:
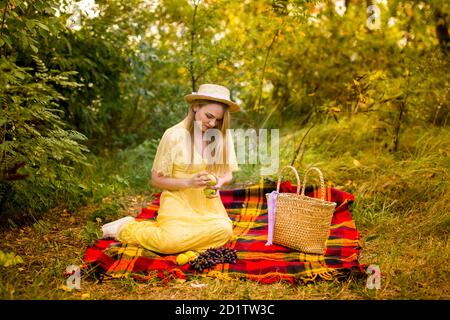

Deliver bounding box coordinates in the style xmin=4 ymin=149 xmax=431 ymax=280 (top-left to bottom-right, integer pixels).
xmin=59 ymin=284 xmax=73 ymax=292
xmin=353 ymin=159 xmax=361 ymax=167
xmin=81 ymin=293 xmax=91 ymax=299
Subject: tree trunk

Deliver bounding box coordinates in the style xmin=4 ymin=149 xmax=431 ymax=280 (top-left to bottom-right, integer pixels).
xmin=393 ymin=100 xmax=405 ymax=152
xmin=434 ymin=7 xmax=449 ymax=53
xmin=189 ymin=2 xmax=199 ymax=92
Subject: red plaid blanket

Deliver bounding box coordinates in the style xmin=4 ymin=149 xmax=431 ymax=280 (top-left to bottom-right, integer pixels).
xmin=83 ymin=179 xmax=366 ymax=285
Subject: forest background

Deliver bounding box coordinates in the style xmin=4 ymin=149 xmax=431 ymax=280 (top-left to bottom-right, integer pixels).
xmin=0 ymin=0 xmax=448 ymax=299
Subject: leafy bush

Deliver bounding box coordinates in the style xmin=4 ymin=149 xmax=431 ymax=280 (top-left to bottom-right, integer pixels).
xmin=0 ymin=1 xmax=90 ymax=220
xmin=0 ymin=54 xmax=90 ymax=219
xmin=81 ymin=220 xmax=102 ymax=246
xmin=82 ymin=139 xmax=160 ymax=203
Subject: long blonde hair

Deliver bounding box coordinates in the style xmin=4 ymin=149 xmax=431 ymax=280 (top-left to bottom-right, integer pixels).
xmin=183 ymin=99 xmax=232 ymax=177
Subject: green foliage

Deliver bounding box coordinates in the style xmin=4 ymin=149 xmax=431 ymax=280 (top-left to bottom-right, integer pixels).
xmin=81 ymin=220 xmax=102 ymax=245
xmin=80 ymin=138 xmax=159 ymax=205
xmin=0 ymin=0 xmax=448 ymax=224
xmin=89 ymin=201 xmax=123 ymax=222
xmin=0 ymin=53 xmax=90 ymax=215
xmin=111 ymin=139 xmax=160 ymax=192
xmin=0 ymin=1 xmax=65 ymax=56
xmin=282 ymin=114 xmax=450 ymax=236
xmin=0 ymin=1 xmax=90 ymax=218
xmin=0 ymin=250 xmax=24 ymax=267
xmin=47 ymin=0 xmax=186 ymax=150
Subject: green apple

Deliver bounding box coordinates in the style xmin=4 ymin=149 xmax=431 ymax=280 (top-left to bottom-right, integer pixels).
xmin=203 ymin=187 xmax=217 ymax=198
xmin=206 ymin=173 xmax=217 ymax=186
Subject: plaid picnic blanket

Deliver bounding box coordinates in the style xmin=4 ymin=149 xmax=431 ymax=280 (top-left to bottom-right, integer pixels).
xmin=83 ymin=179 xmax=367 ymax=285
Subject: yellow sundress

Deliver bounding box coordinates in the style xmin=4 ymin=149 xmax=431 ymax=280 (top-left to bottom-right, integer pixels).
xmin=117 ymin=119 xmax=240 ymax=254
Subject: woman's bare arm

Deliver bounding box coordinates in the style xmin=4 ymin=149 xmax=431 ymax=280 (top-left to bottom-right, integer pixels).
xmin=151 ymin=170 xmax=211 ymax=191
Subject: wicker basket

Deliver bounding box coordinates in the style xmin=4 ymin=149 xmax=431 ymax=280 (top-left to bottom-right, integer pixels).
xmin=267 ymin=165 xmax=336 ymax=255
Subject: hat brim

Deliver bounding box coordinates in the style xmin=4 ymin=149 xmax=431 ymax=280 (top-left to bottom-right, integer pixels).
xmin=184 ymin=94 xmax=240 ymax=113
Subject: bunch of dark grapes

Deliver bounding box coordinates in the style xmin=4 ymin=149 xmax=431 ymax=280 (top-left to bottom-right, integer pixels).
xmin=189 ymin=247 xmax=237 ymax=272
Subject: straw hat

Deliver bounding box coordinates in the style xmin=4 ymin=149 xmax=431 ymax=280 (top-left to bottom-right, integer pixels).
xmin=184 ymin=84 xmax=240 ymax=113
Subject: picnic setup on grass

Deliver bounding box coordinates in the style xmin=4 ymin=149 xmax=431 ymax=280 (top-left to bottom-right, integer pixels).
xmin=83 ymin=165 xmax=368 ymax=286
xmin=3 ymin=0 xmax=449 ymax=303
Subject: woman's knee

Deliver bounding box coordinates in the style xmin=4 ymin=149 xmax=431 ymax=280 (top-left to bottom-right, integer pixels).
xmin=153 ymin=230 xmax=187 ymax=255
xmin=157 ymin=243 xmax=181 ymax=255
xmin=215 ymin=219 xmax=233 ymax=241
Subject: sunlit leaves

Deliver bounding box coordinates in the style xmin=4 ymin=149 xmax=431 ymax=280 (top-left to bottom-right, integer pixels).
xmin=0 ymin=250 xmax=24 ymax=267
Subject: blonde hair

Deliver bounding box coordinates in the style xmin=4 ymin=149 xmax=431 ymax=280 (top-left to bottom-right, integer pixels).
xmin=183 ymin=99 xmax=232 ymax=177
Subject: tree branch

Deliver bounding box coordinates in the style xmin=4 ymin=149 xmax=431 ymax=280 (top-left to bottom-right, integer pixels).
xmin=189 ymin=1 xmax=200 ymax=92
xmin=291 ymin=122 xmax=315 ymax=166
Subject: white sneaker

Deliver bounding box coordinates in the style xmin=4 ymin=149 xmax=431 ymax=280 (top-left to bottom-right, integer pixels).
xmin=101 ymin=216 xmax=135 ymax=239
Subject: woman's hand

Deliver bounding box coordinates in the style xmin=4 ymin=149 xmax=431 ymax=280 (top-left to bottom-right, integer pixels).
xmin=188 ymin=171 xmax=212 ymax=188
xmin=210 ymin=176 xmax=226 ymax=190
xmin=210 ymin=171 xmax=232 ymax=190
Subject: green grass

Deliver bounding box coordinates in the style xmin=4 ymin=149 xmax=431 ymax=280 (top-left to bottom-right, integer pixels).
xmin=0 ymin=114 xmax=448 ymax=299
xmin=285 ymin=116 xmax=450 ymax=299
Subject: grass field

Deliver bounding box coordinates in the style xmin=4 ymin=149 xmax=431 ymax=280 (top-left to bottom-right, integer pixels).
xmin=0 ymin=116 xmax=448 ymax=300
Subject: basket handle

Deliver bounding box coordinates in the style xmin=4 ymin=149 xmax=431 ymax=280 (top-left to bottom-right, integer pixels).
xmin=276 ymin=165 xmax=301 ymax=194
xmin=300 ymin=166 xmax=326 ymax=201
